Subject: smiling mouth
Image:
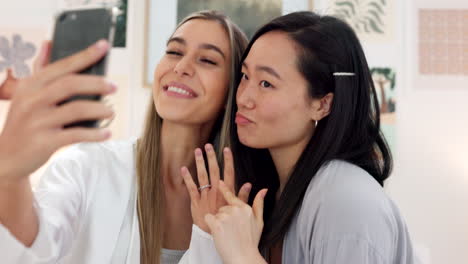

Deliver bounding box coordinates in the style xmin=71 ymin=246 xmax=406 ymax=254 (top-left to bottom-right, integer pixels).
xmin=163 ymin=84 xmax=198 ymax=98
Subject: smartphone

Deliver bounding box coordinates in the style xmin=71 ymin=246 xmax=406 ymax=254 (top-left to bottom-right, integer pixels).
xmin=50 ymin=7 xmax=118 ymax=128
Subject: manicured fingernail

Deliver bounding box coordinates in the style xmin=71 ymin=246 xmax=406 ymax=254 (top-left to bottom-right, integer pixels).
xmin=244 ymin=183 xmax=252 ymax=190
xmin=205 ymin=144 xmax=213 ymax=151
xmin=223 ymin=147 xmax=230 ymax=153
xmin=95 ymin=39 xmax=109 ymax=52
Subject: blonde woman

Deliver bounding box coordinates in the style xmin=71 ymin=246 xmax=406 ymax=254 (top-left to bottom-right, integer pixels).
xmin=0 ymin=10 xmax=248 ymax=264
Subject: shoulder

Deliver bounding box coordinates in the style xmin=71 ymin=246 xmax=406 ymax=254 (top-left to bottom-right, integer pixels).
xmin=305 ymin=160 xmax=388 ymax=211
xmin=290 ymin=160 xmax=413 ymax=262
xmin=298 ymin=160 xmax=407 ymax=244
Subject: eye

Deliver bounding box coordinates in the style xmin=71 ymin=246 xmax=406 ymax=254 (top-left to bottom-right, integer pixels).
xmin=200 ymin=58 xmax=217 ymax=65
xmin=260 ymin=80 xmax=272 ymax=88
xmin=166 ymin=50 xmax=182 ymax=56
xmin=241 ymin=72 xmax=249 ymax=80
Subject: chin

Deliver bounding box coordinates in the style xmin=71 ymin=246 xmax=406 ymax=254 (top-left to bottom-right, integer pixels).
xmin=238 ymin=133 xmax=267 ymax=149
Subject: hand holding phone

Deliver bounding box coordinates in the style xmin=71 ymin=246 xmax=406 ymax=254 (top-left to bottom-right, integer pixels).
xmin=0 ymin=40 xmax=115 ymax=184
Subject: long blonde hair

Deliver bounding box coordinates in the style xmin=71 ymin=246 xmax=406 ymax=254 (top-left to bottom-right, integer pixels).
xmin=135 ymin=10 xmax=248 ymax=264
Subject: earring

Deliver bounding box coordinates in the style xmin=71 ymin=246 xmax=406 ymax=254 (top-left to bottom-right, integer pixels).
xmin=315 ymin=120 xmax=318 ymax=127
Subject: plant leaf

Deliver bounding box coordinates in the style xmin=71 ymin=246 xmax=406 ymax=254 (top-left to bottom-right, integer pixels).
xmin=335 ymin=1 xmax=356 ymax=15
xmin=367 ymin=17 xmax=384 ymax=33
xmin=368 ymin=2 xmax=385 ymax=15
xmin=368 ymin=10 xmax=384 ymax=26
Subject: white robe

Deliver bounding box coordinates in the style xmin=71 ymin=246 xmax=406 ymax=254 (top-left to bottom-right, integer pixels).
xmin=0 ymin=139 xmax=141 ymax=263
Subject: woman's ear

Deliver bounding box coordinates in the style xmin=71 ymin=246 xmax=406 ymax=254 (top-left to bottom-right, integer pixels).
xmin=309 ymin=92 xmax=334 ymax=121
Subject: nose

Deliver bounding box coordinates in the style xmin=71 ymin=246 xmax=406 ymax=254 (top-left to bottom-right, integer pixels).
xmin=236 ymin=82 xmax=256 ymax=110
xmin=173 ymin=56 xmax=194 ymax=77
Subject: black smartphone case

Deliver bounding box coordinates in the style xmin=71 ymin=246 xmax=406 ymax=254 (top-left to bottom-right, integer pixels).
xmin=50 ymin=8 xmax=115 ymax=128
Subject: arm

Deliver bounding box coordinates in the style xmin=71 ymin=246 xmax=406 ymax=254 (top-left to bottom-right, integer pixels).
xmin=0 ymin=153 xmax=88 ymax=262
xmin=0 ymin=39 xmax=114 ymax=262
xmin=0 ymin=180 xmax=38 ymax=246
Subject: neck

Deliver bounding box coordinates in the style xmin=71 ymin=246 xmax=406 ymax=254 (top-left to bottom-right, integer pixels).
xmin=160 ymin=120 xmax=214 ymax=188
xmin=269 ymin=134 xmax=312 ymax=200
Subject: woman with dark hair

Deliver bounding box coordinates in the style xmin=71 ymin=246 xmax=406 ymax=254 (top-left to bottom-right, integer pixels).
xmin=181 ymin=11 xmax=414 ymax=263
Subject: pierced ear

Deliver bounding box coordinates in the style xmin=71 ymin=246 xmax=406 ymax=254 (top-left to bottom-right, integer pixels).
xmin=310 ymin=93 xmax=334 ymax=121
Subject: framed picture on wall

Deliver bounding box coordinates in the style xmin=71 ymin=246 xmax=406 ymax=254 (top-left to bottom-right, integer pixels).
xmin=406 ymin=0 xmax=468 ymax=90
xmin=143 ymin=0 xmax=282 ymax=87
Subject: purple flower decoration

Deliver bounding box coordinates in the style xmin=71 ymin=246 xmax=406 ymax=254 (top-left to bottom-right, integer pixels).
xmin=0 ymin=34 xmax=37 ymax=78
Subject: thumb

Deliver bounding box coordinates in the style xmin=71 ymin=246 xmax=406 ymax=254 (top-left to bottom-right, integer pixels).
xmin=6 ymin=68 xmax=14 ymax=79
xmin=252 ymin=189 xmax=268 ymax=226
xmin=33 ymin=40 xmax=52 ymax=73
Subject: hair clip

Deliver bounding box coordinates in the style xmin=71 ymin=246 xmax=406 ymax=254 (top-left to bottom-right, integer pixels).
xmin=333 ymin=72 xmax=355 ymax=76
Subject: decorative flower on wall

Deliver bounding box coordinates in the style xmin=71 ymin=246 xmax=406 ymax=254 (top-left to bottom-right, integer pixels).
xmin=332 ymin=0 xmax=387 ymax=34
xmin=0 ymin=34 xmax=37 ymax=78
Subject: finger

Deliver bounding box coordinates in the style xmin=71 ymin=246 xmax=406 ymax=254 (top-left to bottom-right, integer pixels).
xmin=50 ymin=100 xmax=114 ymax=128
xmin=33 ymin=40 xmax=52 ymax=73
xmin=37 ymin=40 xmax=110 ymax=85
xmin=219 ymin=180 xmax=244 ymax=207
xmin=237 ymin=182 xmax=252 ymax=203
xmin=53 ymin=127 xmax=111 ymax=149
xmin=44 ymin=75 xmax=116 ymax=106
xmin=204 ymin=144 xmax=219 ymax=211
xmin=205 ymin=144 xmax=220 ymax=187
xmin=252 ymin=189 xmax=268 ymax=226
xmin=222 ymin=147 xmax=235 ymax=191
xmin=181 ymin=166 xmax=201 ymax=202
xmin=194 ymin=148 xmax=209 ymax=188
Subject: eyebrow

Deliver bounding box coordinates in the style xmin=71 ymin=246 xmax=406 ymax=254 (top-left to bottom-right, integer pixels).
xmin=167 ymin=37 xmax=226 ymax=59
xmin=242 ymin=62 xmax=282 ymax=80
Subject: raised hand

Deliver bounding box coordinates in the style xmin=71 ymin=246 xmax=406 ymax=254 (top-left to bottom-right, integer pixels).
xmin=181 ymin=144 xmax=251 ymax=233
xmin=0 ymin=39 xmax=115 ymax=186
xmin=204 ymin=181 xmax=268 ymax=264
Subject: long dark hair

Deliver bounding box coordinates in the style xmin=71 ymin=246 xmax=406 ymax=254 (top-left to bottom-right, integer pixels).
xmin=229 ymin=11 xmax=393 ymax=252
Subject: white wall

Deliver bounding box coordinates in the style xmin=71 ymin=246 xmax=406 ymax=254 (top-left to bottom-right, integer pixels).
xmin=386 ymin=1 xmax=468 ymax=264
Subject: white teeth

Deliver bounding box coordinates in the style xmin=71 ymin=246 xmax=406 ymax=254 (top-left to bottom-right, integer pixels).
xmin=167 ymin=86 xmax=192 ymax=96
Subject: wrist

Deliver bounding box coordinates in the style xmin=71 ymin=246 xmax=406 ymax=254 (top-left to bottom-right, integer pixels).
xmin=0 ymin=138 xmax=25 ymax=187
xmin=0 ymin=158 xmax=29 ymax=190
